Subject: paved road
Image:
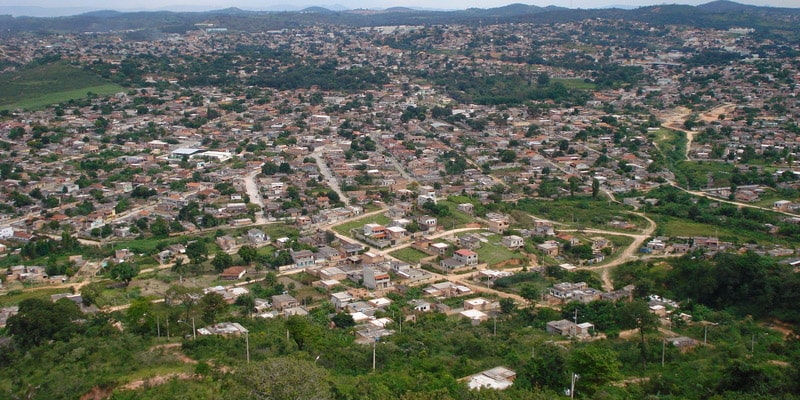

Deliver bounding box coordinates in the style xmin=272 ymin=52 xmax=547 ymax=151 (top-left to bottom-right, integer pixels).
xmin=242 ymin=168 xmax=268 ymax=225
xmin=371 ymin=132 xmax=415 ymax=181
xmin=310 ymin=146 xmax=350 ymax=207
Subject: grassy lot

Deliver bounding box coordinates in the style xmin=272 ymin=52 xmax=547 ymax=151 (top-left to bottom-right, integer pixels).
xmin=0 ymin=61 xmax=123 ymax=110
xmin=473 ymin=235 xmax=527 ymax=266
xmin=436 ymin=200 xmax=480 ymax=228
xmin=0 ymin=287 xmax=72 ymax=307
xmin=674 ymin=160 xmax=735 ymax=190
xmin=515 ymin=197 xmax=646 ymax=231
xmin=389 ymin=247 xmax=430 ymax=264
xmin=552 ymin=78 xmax=596 ymax=90
xmin=332 ymin=214 xmax=391 ymax=237
xmin=7 ymin=84 xmax=124 ymax=110
xmin=656 ymin=215 xmax=780 ymax=245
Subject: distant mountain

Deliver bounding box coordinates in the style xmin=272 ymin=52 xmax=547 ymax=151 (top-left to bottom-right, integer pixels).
xmin=80 ymin=10 xmax=123 ymax=18
xmin=0 ymin=1 xmax=798 ymax=38
xmin=301 ymin=7 xmax=335 ymax=13
xmin=206 ymin=7 xmax=256 ymax=15
xmin=697 ymin=0 xmax=761 ymax=12
xmin=383 ymin=7 xmax=418 ymax=13
xmin=0 ymin=6 xmax=96 ymax=17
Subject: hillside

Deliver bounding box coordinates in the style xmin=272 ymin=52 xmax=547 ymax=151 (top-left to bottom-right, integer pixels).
xmin=0 ymin=60 xmax=123 ymax=110
xmin=0 ymin=1 xmax=798 ymax=38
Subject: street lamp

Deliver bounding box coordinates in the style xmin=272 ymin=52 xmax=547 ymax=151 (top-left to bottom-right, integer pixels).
xmin=178 ymin=317 xmax=196 ymax=340
xmin=569 ymin=373 xmax=580 ymax=399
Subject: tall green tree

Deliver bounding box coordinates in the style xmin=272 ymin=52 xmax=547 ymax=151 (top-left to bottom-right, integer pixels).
xmin=199 ymin=292 xmax=228 ymax=324
xmin=6 ymin=298 xmax=84 ymax=349
xmin=109 ymin=262 xmax=139 ymax=286
xmin=568 ymin=345 xmax=621 ymax=394
xmin=211 ymin=251 xmax=234 ymax=273
xmin=232 ymin=357 xmax=332 ymax=400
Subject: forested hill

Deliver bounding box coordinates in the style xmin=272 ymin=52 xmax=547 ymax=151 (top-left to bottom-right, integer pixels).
xmin=1 ymin=1 xmax=799 ymax=37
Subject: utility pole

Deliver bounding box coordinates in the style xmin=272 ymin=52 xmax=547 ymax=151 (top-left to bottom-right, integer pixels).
xmin=372 ymin=338 xmax=378 ymax=371
xmin=245 ymin=331 xmax=250 ymax=364
xmin=192 ymin=317 xmax=196 ymax=341
xmin=157 ymin=315 xmax=161 ymax=340
xmin=574 ymin=308 xmax=578 ymax=324
xmin=661 ymin=339 xmax=666 ymax=367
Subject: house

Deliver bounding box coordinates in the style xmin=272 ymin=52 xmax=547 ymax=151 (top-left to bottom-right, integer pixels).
xmin=368 ymin=297 xmax=392 ymax=309
xmin=454 ymin=249 xmax=479 ymax=266
xmin=458 ymin=234 xmax=482 ymax=250
xmin=430 ymin=242 xmax=450 ymax=255
xmin=460 ymin=309 xmax=489 ymax=325
xmin=502 ymin=235 xmax=524 ymax=249
xmin=331 ymin=291 xmax=353 ymax=310
xmin=546 ymin=319 xmax=593 ymax=337
xmin=318 ymin=266 xmax=347 ymax=280
xmin=409 ymin=299 xmax=431 ymax=312
xmin=290 ymin=249 xmax=315 ymax=268
xmin=271 ymin=294 xmax=299 ymax=311
xmin=416 ymin=215 xmax=438 ymax=233
xmin=464 ymin=297 xmax=492 ymax=311
xmin=215 ymin=235 xmax=236 ymax=251
xmin=363 ymin=266 xmax=391 ymax=290
xmin=774 ymin=200 xmax=792 ymax=211
xmin=197 ymin=322 xmax=248 ymax=337
xmin=487 ymin=218 xmax=509 ymax=234
xmin=465 ymin=366 xmax=516 ymax=391
xmin=537 ymin=240 xmax=559 ymax=256
xmin=457 ymin=203 xmax=474 ymax=214
xmin=220 ymin=266 xmax=246 ymax=280
xmin=247 ymin=228 xmax=268 ymax=245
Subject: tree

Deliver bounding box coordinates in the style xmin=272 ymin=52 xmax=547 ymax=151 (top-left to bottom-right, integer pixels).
xmin=150 ymin=216 xmax=170 ymax=238
xmin=592 ymin=178 xmax=600 ymax=199
xmin=261 ymin=161 xmax=279 ymax=175
xmin=568 ymin=176 xmax=580 ymax=197
xmin=499 ymin=298 xmax=516 ymax=314
xmin=233 ymin=357 xmax=332 ymax=400
xmin=619 ymin=300 xmax=660 ymax=371
xmin=186 ymin=241 xmax=208 ymax=264
xmin=332 ymin=312 xmax=355 ymax=329
xmin=212 ymin=251 xmax=234 ymax=273
xmin=568 ymin=345 xmax=621 ymax=393
xmin=238 ymin=245 xmax=258 ymax=265
xmin=109 ymin=262 xmax=139 ymax=286
xmin=519 ymin=342 xmax=567 ymax=391
xmin=537 ymin=72 xmax=550 ymax=86
xmin=519 ymin=284 xmax=540 ymax=302
xmin=499 ymin=149 xmax=517 ymax=163
xmin=6 ymin=298 xmax=84 ymax=349
xmin=80 ymin=281 xmax=105 ymax=307
xmin=199 ymin=292 xmax=228 ymax=324
xmin=131 ymin=185 xmax=157 ymax=198
xmin=235 ymin=294 xmax=256 ymax=317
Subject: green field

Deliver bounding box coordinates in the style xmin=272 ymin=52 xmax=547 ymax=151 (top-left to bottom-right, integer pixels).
xmin=332 ymin=214 xmax=391 ymax=237
xmin=0 ymin=61 xmax=124 ymax=110
xmin=473 ymin=235 xmax=527 ymax=266
xmin=0 ymin=287 xmax=71 ymax=307
xmin=389 ymin=247 xmax=430 ymax=264
xmin=552 ymin=78 xmax=596 ymax=90
xmin=656 ymin=215 xmax=780 ymax=245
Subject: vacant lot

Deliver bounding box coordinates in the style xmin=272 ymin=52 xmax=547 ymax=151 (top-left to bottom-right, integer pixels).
xmin=0 ymin=61 xmax=123 ymax=110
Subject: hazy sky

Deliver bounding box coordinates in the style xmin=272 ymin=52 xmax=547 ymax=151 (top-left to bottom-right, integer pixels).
xmin=0 ymin=0 xmax=797 ymax=14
